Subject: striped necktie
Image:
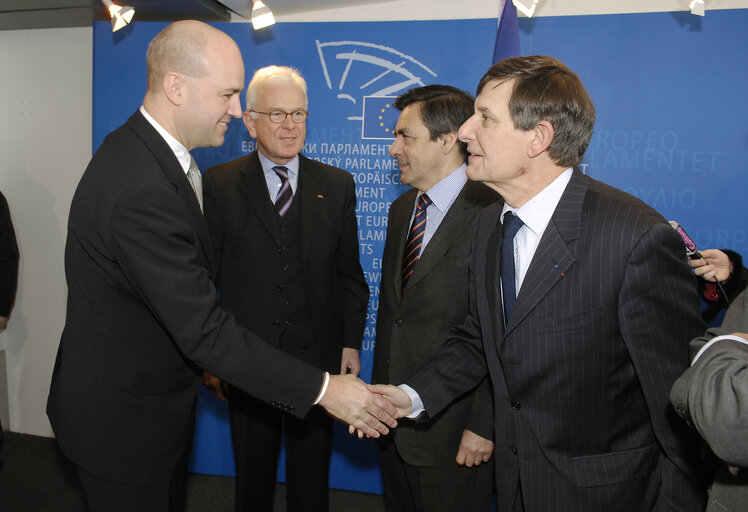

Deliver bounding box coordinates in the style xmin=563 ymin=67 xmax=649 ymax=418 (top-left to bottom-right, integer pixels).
xmin=401 ymin=193 xmax=432 ymax=291
xmin=273 ymin=166 xmax=293 ymax=216
xmin=186 ymin=157 xmax=203 ymax=212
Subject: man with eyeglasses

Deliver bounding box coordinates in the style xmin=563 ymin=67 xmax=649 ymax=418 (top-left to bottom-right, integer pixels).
xmin=202 ymin=65 xmax=368 ymax=512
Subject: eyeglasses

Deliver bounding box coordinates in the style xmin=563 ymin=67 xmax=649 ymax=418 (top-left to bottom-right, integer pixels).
xmin=249 ymin=110 xmax=308 ymax=124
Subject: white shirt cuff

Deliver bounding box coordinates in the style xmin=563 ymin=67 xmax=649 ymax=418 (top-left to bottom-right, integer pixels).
xmin=398 ymin=384 xmax=425 ymax=419
xmin=692 ymin=334 xmax=748 ymax=365
xmin=313 ymin=372 xmax=330 ymax=405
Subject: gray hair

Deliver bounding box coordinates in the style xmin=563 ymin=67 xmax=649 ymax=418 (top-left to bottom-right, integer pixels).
xmin=245 ymin=65 xmax=308 ymax=111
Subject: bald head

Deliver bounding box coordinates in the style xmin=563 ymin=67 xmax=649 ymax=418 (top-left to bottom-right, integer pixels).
xmin=146 ymin=20 xmax=236 ymax=93
xmin=142 ymin=20 xmax=245 ymax=150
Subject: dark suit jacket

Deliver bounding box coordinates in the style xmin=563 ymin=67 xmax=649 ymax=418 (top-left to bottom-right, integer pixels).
xmin=0 ymin=190 xmax=19 ymax=317
xmin=408 ymin=169 xmax=707 ymax=511
xmin=373 ymin=181 xmax=497 ymax=467
xmin=671 ymin=289 xmax=748 ymax=512
xmin=47 ymin=111 xmax=323 ymax=486
xmin=202 ymin=152 xmax=368 ymax=372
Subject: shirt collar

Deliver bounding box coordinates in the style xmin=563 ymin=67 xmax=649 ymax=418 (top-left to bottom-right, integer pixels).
xmin=421 ymin=163 xmax=468 ymax=213
xmin=139 ymin=106 xmax=192 ymax=175
xmin=502 ymin=168 xmax=573 ymax=236
xmin=259 ymin=151 xmax=300 ymax=178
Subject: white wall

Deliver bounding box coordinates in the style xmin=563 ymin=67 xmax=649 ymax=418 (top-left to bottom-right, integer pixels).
xmin=0 ymin=27 xmax=92 ymax=436
xmin=0 ymin=0 xmax=745 ymax=437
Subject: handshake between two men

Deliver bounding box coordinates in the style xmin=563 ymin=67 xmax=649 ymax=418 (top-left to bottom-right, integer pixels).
xmin=204 ymin=369 xmax=413 ymax=438
xmin=315 ymin=374 xmax=413 ymax=438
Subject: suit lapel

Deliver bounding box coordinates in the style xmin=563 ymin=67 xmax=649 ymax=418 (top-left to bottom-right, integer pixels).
xmin=405 ymin=183 xmax=478 ymax=293
xmin=128 ymin=111 xmax=215 ymax=272
xmin=484 ymin=206 xmax=504 ymax=342
xmin=298 ymin=156 xmax=325 ymax=260
xmin=238 ymin=152 xmax=281 ymax=247
xmin=504 ymin=170 xmax=588 ymax=336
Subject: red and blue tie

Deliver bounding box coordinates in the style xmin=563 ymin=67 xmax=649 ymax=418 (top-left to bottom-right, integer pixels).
xmin=401 ymin=193 xmax=432 ymax=291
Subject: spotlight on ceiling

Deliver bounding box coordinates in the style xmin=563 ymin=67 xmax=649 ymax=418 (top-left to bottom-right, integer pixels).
xmin=251 ymin=0 xmax=276 ymax=30
xmin=689 ymin=0 xmax=705 ymax=16
xmin=512 ymin=0 xmax=540 ymax=18
xmin=101 ymin=0 xmax=135 ymax=32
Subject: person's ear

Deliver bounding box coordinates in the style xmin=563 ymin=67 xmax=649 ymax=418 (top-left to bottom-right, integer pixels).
xmin=528 ymin=120 xmax=554 ymax=158
xmin=164 ymin=72 xmax=184 ymax=106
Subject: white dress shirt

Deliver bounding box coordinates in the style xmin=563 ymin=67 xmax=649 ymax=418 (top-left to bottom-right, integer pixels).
xmin=139 ymin=106 xmax=192 ymax=176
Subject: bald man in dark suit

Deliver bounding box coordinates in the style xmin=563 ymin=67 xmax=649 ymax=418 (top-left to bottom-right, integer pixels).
xmin=46 ymin=22 xmax=395 ymax=512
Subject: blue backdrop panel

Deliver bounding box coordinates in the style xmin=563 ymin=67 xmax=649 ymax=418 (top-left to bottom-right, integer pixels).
xmin=93 ymin=19 xmax=496 ymax=494
xmin=92 ymin=10 xmax=747 ymax=495
xmin=519 ymin=10 xmax=748 ymax=254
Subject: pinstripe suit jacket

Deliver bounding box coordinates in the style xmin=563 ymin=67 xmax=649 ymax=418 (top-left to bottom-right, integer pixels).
xmin=408 ymin=169 xmax=708 ymax=511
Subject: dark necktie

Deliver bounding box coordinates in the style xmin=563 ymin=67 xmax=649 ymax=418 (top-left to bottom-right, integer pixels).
xmin=500 ymin=211 xmax=524 ymax=325
xmin=273 ymin=166 xmax=293 ymax=216
xmin=401 ymin=193 xmax=432 ymax=291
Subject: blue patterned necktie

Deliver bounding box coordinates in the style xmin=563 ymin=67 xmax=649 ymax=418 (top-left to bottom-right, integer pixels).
xmin=500 ymin=211 xmax=524 ymax=325
xmin=401 ymin=193 xmax=432 ymax=291
xmin=273 ymin=166 xmax=293 ymax=216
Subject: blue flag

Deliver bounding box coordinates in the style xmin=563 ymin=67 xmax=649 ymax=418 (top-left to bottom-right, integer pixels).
xmin=493 ymin=0 xmax=520 ymax=63
xmin=362 ymin=96 xmax=399 ymax=140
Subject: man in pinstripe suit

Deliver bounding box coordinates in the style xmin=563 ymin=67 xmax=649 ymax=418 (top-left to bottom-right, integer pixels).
xmin=371 ymin=56 xmax=708 ymax=511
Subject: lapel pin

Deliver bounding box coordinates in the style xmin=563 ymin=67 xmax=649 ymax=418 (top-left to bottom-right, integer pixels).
xmin=554 ymin=264 xmax=565 ymax=277
xmin=317 ymin=194 xmax=324 ymax=199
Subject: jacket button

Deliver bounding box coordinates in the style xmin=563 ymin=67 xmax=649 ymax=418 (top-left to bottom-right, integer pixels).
xmin=285 ymin=300 xmax=293 ymax=307
xmin=284 ymin=320 xmax=292 ymax=327
xmin=511 ymin=401 xmax=521 ymax=410
xmin=276 ymin=284 xmax=285 ymax=292
xmin=394 ymin=319 xmax=403 ymax=327
xmin=272 ymin=320 xmax=280 ymax=328
xmin=676 ymin=405 xmax=687 ymax=417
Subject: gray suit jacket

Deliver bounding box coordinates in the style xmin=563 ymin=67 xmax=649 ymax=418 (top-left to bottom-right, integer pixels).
xmin=407 ymin=169 xmax=707 ymax=511
xmin=671 ymin=289 xmax=748 ymax=511
xmin=373 ymin=180 xmax=497 ymax=467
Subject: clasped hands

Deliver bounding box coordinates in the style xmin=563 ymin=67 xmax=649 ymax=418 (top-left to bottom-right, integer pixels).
xmin=202 ymin=369 xmax=412 ymax=439
xmin=318 ymin=377 xmax=412 ymax=439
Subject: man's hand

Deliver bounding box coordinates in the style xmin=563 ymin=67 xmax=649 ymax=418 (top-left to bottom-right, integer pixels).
xmin=455 ymin=429 xmax=494 ymax=467
xmin=690 ymin=249 xmax=732 ymax=283
xmin=367 ymin=384 xmax=413 ymax=418
xmin=201 ymin=371 xmax=228 ymax=402
xmin=340 ymin=348 xmax=361 ymax=376
xmin=318 ymin=374 xmax=398 ymax=439
xmin=0 ymin=316 xmax=7 ymax=331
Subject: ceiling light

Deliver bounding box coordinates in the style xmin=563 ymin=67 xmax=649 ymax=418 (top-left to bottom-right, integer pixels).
xmin=102 ymin=0 xmax=135 ymax=32
xmin=513 ymin=0 xmax=539 ymax=18
xmin=251 ymin=1 xmax=275 ymax=30
xmin=689 ymin=0 xmax=705 ymax=16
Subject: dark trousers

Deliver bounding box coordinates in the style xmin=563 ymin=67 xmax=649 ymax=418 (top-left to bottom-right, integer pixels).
xmin=229 ymin=390 xmax=332 ymax=512
xmin=379 ymin=436 xmax=494 ymax=512
xmin=76 ymin=464 xmax=186 ymax=512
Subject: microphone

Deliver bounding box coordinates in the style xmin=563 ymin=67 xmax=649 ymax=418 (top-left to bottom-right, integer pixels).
xmin=668 ymin=221 xmax=703 ymax=260
xmin=669 ymin=220 xmax=731 ymax=307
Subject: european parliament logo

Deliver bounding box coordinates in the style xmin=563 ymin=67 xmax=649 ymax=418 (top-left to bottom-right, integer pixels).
xmin=362 ymin=96 xmax=398 ymax=140
xmin=315 ymin=39 xmax=437 ymax=137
